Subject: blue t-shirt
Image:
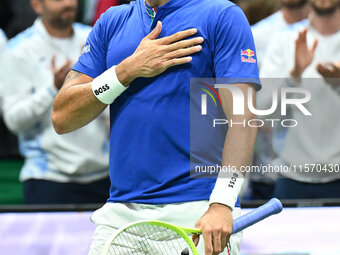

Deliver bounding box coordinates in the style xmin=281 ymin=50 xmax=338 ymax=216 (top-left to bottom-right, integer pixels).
xmin=73 ymin=0 xmax=260 ymax=206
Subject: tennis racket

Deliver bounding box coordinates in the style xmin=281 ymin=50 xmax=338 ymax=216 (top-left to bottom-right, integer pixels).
xmin=101 ymin=198 xmax=283 ymax=255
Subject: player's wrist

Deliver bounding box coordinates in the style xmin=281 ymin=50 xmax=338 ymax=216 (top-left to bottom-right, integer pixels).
xmin=209 ymin=203 xmax=232 ymax=212
xmin=209 ymin=169 xmax=244 ymax=211
xmin=116 ymin=58 xmax=138 ymax=86
xmin=91 ymin=65 xmax=128 ymax=105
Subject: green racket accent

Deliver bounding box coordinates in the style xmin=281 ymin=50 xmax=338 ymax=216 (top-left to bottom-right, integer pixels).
xmin=101 ymin=220 xmax=201 ymax=255
xmin=150 ymin=221 xmax=200 ymax=254
xmin=200 ymin=88 xmax=217 ymax=106
xmin=173 ymin=224 xmax=201 ymax=235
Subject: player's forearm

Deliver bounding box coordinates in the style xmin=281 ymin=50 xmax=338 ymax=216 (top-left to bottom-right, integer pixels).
xmin=210 ymin=85 xmax=257 ymax=210
xmin=209 ymin=120 xmax=257 ymax=211
xmin=222 ymin=123 xmax=257 ymax=176
xmin=52 ymin=82 xmax=107 ymax=134
xmin=218 ymin=85 xmax=258 ymax=175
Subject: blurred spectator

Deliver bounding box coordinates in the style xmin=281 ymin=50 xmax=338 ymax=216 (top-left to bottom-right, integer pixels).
xmin=0 ymin=28 xmax=7 ymax=133
xmin=93 ymin=0 xmax=119 ymax=24
xmin=0 ymin=28 xmax=7 ymax=119
xmin=0 ymin=29 xmax=19 ymax=159
xmin=1 ymin=0 xmax=37 ymax=39
xmin=83 ymin=0 xmax=99 ymax=25
xmin=92 ymin=0 xmax=132 ymax=24
xmin=0 ymin=0 xmax=110 ymax=204
xmin=248 ymin=0 xmax=309 ymax=200
xmin=236 ymin=0 xmax=281 ymax=25
xmin=0 ymin=29 xmax=6 ymax=81
xmin=252 ymin=0 xmax=309 ymax=66
xmin=260 ymin=0 xmax=340 ymax=199
xmin=1 ymin=0 xmax=89 ymax=37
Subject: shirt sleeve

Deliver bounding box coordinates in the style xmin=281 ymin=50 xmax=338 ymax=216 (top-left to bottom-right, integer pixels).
xmin=72 ymin=14 xmax=108 ymax=78
xmin=213 ymin=6 xmax=261 ymax=89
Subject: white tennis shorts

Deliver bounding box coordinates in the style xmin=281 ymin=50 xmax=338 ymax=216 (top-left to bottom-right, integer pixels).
xmin=88 ymin=201 xmax=242 ymax=255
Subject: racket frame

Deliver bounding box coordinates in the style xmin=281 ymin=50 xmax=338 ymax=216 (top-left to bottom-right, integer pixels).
xmin=101 ymin=220 xmax=201 ymax=255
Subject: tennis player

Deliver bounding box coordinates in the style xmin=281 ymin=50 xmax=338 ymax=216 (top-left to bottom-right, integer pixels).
xmin=53 ymin=0 xmax=260 ymax=254
xmin=1 ymin=0 xmax=110 ymax=204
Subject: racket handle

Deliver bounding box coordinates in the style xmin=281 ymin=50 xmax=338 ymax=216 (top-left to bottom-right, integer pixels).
xmin=232 ymin=198 xmax=283 ymax=234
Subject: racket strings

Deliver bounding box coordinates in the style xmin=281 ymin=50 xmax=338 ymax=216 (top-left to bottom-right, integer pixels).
xmin=107 ymin=224 xmax=193 ymax=255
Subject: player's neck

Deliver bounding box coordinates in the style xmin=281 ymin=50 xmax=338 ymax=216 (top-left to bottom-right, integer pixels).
xmin=145 ymin=0 xmax=170 ymax=7
xmin=282 ymin=5 xmax=309 ymax=25
xmin=310 ymin=8 xmax=340 ymax=35
xmin=42 ymin=18 xmax=73 ymax=38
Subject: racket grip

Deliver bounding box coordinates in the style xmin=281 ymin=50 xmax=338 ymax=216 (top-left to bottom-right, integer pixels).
xmin=232 ymin=198 xmax=283 ymax=234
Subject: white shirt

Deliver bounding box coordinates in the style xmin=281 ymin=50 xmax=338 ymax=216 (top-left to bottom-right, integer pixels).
xmin=1 ymin=19 xmax=110 ymax=183
xmin=250 ymin=11 xmax=288 ymax=183
xmin=260 ymin=20 xmax=340 ymax=183
xmin=251 ymin=11 xmax=288 ymax=67
xmin=0 ymin=29 xmax=7 ymax=116
xmin=0 ymin=29 xmax=6 ymax=52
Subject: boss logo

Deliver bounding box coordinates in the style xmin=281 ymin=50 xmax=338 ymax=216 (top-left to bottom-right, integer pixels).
xmin=228 ymin=173 xmax=239 ymax=188
xmin=94 ymin=84 xmax=110 ymax=95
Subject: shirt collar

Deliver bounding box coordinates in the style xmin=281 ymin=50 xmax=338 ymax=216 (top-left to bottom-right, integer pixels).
xmin=140 ymin=0 xmax=190 ymax=10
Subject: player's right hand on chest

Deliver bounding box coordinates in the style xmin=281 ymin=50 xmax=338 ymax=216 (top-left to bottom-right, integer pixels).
xmin=116 ymin=21 xmax=204 ymax=86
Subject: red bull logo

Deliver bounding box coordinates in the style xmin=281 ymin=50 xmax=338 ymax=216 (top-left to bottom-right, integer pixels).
xmin=241 ymin=49 xmax=257 ymax=63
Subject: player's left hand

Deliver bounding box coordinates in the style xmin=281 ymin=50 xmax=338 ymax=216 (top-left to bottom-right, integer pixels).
xmin=193 ymin=203 xmax=233 ymax=255
xmin=316 ymin=61 xmax=340 ymax=89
